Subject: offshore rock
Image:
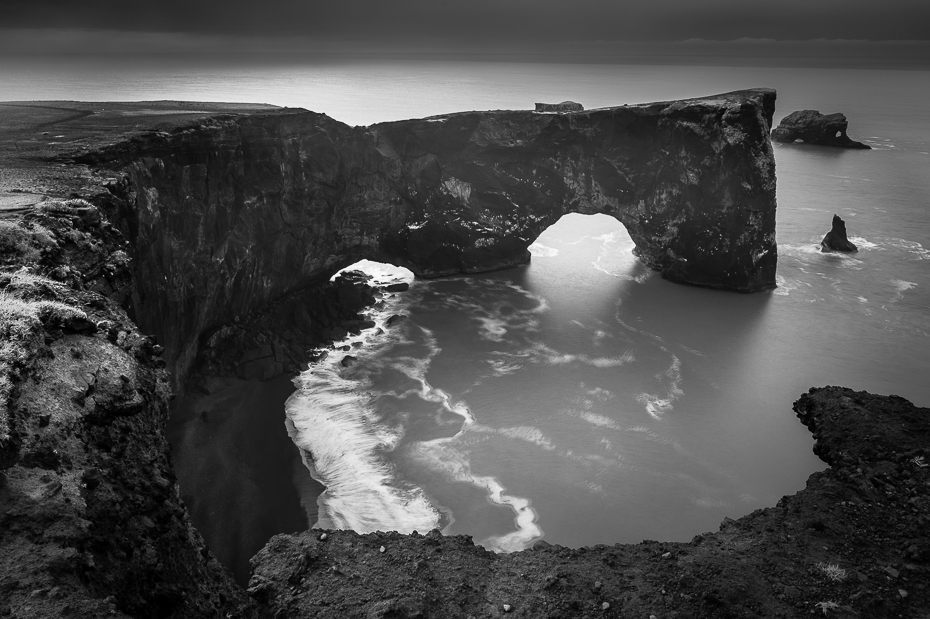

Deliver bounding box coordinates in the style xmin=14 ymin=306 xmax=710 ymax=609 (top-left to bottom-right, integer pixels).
xmin=74 ymin=89 xmax=777 ymax=382
xmin=821 ymin=214 xmax=858 ymax=252
xmin=534 ymin=101 xmax=584 ymax=112
xmin=772 ymin=110 xmax=871 ymax=149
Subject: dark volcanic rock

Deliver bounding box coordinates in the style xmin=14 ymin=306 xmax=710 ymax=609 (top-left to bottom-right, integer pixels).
xmin=251 ymin=387 xmax=930 ymax=619
xmin=772 ymin=109 xmax=871 ymax=148
xmin=534 ymin=101 xmax=584 ymax=112
xmin=821 ymin=213 xmax=859 ymax=252
xmin=78 ymin=89 xmax=777 ymax=383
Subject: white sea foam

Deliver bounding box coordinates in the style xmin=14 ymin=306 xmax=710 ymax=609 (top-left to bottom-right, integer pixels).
xmin=409 ymin=431 xmax=544 ymax=552
xmin=636 ymin=354 xmax=683 ymax=420
xmin=287 ymin=261 xmax=443 ymax=534
xmin=383 ymin=325 xmax=544 ymax=551
xmin=487 ymin=425 xmax=556 ymax=451
xmin=286 ymin=367 xmax=441 ymax=533
xmin=528 ymin=242 xmax=559 ymax=257
xmin=577 ymin=411 xmax=623 ymax=430
xmin=891 ymin=279 xmax=917 ymax=301
xmin=848 ymin=236 xmax=878 ymax=250
xmin=524 ymin=341 xmax=635 ymax=368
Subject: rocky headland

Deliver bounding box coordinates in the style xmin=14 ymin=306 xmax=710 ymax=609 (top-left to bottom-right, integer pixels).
xmin=1 ymin=96 xmax=927 ymax=618
xmin=771 ymin=110 xmax=871 ymax=149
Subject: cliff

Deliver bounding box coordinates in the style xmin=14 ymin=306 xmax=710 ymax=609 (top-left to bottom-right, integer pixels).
xmin=1 ymin=97 xmax=927 ymax=619
xmin=56 ymin=89 xmax=778 ymax=385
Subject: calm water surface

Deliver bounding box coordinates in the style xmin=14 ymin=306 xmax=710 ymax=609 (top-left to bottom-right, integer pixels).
xmin=6 ymin=57 xmax=927 ymax=553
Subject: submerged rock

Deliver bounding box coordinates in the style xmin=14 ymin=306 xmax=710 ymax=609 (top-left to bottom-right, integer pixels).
xmin=772 ymin=110 xmax=870 ymax=149
xmin=821 ymin=214 xmax=858 ymax=252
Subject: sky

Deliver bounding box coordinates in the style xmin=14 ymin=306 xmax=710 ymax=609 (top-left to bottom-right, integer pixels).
xmin=3 ymin=0 xmax=930 ymax=45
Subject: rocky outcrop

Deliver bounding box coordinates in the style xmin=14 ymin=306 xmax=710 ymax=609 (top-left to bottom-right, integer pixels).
xmin=822 ymin=214 xmax=858 ymax=252
xmin=74 ymin=89 xmax=777 ymax=384
xmin=534 ymin=101 xmax=584 ymax=112
xmin=0 ymin=204 xmax=258 ymax=619
xmin=250 ymin=386 xmax=930 ymax=618
xmin=772 ymin=110 xmax=871 ymax=149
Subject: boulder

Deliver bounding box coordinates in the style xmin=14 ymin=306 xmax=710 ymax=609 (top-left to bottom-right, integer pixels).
xmin=821 ymin=214 xmax=858 ymax=252
xmin=772 ymin=110 xmax=870 ymax=149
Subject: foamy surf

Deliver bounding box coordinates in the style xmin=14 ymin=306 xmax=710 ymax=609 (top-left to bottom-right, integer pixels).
xmin=636 ymin=353 xmax=683 ymax=420
xmin=396 ymin=330 xmax=545 ymax=551
xmin=286 ymin=358 xmax=442 ymax=533
xmin=286 ymin=260 xmax=443 ymax=534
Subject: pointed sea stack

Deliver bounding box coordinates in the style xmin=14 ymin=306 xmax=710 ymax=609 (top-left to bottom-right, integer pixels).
xmin=772 ymin=110 xmax=870 ymax=149
xmin=821 ymin=214 xmax=858 ymax=252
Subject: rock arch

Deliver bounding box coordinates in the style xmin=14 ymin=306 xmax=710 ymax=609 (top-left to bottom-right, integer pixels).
xmin=98 ymin=89 xmax=777 ymax=380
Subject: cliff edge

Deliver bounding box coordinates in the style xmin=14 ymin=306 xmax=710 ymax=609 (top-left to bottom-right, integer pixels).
xmin=14 ymin=95 xmax=928 ymax=619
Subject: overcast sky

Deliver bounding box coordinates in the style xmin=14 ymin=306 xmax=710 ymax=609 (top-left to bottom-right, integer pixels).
xmin=4 ymin=0 xmax=930 ymax=44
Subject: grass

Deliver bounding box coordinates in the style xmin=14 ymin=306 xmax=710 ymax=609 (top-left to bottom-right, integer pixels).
xmin=816 ymin=562 xmax=847 ymax=582
xmin=0 ymin=219 xmax=56 ymax=264
xmin=0 ymin=270 xmax=87 ymax=443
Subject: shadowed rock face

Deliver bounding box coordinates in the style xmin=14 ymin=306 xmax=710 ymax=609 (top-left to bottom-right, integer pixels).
xmin=821 ymin=213 xmax=858 ymax=252
xmin=772 ymin=109 xmax=871 ymax=149
xmin=85 ymin=89 xmax=777 ymax=383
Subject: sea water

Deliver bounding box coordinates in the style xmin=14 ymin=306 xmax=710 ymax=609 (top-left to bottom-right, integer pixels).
xmin=5 ymin=56 xmax=928 ymax=555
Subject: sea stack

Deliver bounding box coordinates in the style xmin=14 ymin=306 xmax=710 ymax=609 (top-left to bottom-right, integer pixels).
xmin=772 ymin=110 xmax=870 ymax=149
xmin=821 ymin=214 xmax=858 ymax=252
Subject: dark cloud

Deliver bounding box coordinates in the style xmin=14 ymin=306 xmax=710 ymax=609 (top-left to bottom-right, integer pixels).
xmin=4 ymin=0 xmax=930 ymax=42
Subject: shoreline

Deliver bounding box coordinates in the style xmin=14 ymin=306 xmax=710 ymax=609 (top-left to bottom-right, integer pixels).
xmin=1 ymin=99 xmax=927 ymax=618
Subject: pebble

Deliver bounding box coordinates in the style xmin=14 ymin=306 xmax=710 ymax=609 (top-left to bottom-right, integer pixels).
xmin=601 ymin=602 xmax=610 ymax=610
xmin=899 ymin=589 xmax=908 ymax=598
xmin=503 ymin=604 xmax=512 ymax=612
xmin=661 ymin=552 xmax=671 ymax=559
xmin=379 ymin=545 xmax=386 ymax=553
xmin=319 ymin=533 xmax=328 ymax=541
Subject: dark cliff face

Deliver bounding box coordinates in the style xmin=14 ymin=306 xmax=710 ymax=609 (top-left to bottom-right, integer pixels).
xmin=88 ymin=90 xmax=777 ymax=384
xmin=772 ymin=109 xmax=871 ymax=149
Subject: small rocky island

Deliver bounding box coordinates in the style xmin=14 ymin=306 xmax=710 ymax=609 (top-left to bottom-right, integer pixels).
xmin=1 ymin=97 xmax=927 ymax=618
xmin=822 ymin=214 xmax=859 ymax=252
xmin=772 ymin=110 xmax=871 ymax=149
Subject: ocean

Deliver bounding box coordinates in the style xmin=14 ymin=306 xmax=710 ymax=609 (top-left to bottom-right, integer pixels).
xmin=5 ymin=55 xmax=928 ymax=578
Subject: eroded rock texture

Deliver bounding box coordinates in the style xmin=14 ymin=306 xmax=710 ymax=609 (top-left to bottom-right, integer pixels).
xmin=84 ymin=89 xmax=777 ymax=382
xmin=772 ymin=109 xmax=871 ymax=149
xmin=822 ymin=213 xmax=858 ymax=252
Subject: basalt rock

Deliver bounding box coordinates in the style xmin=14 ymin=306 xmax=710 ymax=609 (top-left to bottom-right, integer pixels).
xmin=821 ymin=214 xmax=858 ymax=252
xmin=71 ymin=89 xmax=777 ymax=384
xmin=772 ymin=109 xmax=871 ymax=149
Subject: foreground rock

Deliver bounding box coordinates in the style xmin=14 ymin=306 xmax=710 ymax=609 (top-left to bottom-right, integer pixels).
xmin=772 ymin=110 xmax=871 ymax=149
xmin=0 ymin=204 xmax=258 ymax=618
xmin=822 ymin=214 xmax=859 ymax=252
xmin=252 ymin=386 xmax=929 ymax=618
